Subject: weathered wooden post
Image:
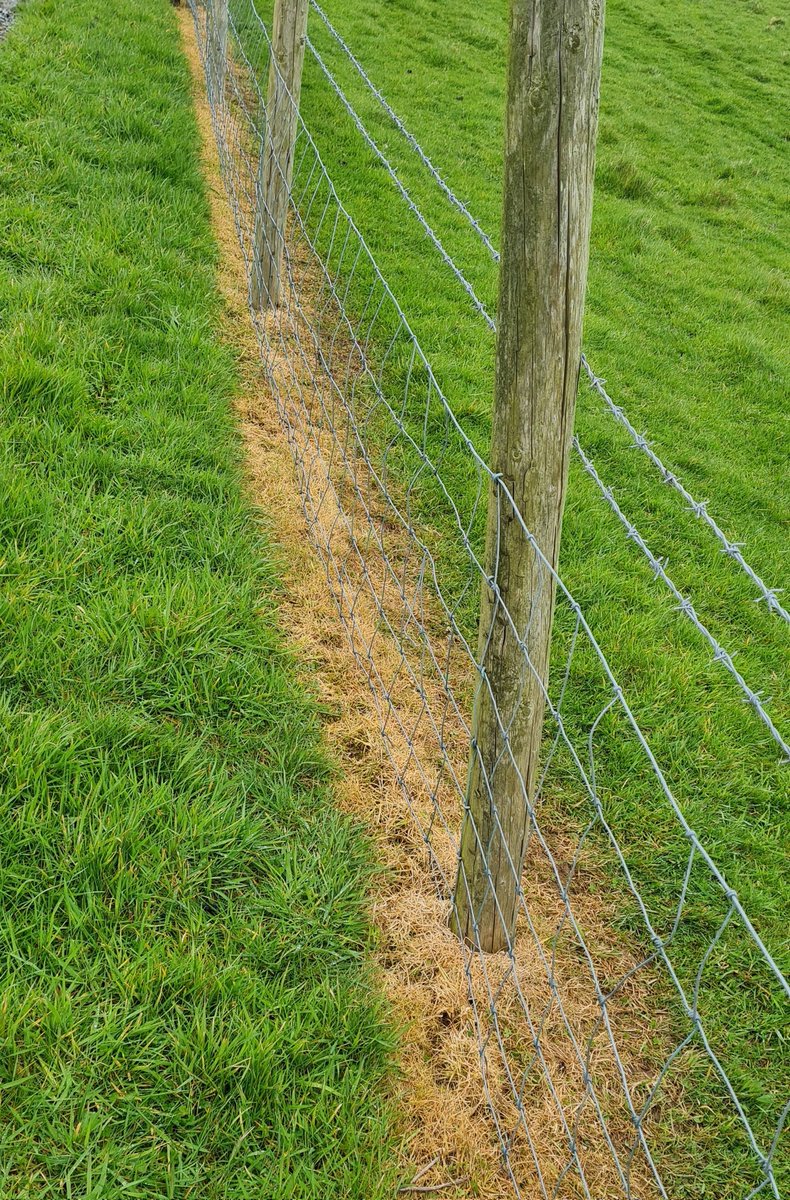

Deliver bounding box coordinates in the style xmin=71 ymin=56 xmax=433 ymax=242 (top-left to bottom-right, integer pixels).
xmin=212 ymin=0 xmax=228 ymax=104
xmin=452 ymin=0 xmax=605 ymax=953
xmin=251 ymin=0 xmax=309 ymax=309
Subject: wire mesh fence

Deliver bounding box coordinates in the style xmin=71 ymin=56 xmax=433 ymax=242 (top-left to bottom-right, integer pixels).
xmin=188 ymin=1 xmax=789 ymax=1195
xmin=305 ymin=0 xmax=789 ymax=634
xmin=299 ymin=0 xmax=790 ymax=763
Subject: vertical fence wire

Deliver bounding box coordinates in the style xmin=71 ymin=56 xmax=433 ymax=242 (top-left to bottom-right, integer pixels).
xmin=188 ymin=3 xmax=789 ymax=1196
xmin=304 ymin=0 xmax=789 ymax=629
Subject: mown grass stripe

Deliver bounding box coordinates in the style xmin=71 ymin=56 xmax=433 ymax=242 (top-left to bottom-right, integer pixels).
xmin=0 ymin=1 xmax=396 ymax=1195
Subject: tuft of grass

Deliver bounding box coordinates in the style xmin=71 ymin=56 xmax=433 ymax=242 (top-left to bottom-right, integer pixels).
xmin=225 ymin=0 xmax=789 ymax=1194
xmin=0 ymin=0 xmax=397 ymax=1196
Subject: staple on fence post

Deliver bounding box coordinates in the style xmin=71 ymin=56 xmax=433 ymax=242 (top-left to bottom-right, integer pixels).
xmin=251 ymin=0 xmax=309 ymax=310
xmin=451 ymin=0 xmax=606 ymax=954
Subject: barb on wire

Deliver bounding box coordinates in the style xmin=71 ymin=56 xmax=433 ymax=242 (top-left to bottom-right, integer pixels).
xmin=186 ymin=4 xmax=790 ymax=1198
xmin=305 ymin=6 xmax=786 ymax=630
xmin=573 ymin=437 xmax=790 ymax=761
xmin=580 ymin=356 xmax=790 ymax=623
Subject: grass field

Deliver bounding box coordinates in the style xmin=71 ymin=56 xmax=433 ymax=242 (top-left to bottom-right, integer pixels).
xmin=220 ymin=0 xmax=789 ymax=1194
xmin=0 ymin=1 xmax=398 ymax=1195
xmin=1 ymin=0 xmax=787 ymax=1194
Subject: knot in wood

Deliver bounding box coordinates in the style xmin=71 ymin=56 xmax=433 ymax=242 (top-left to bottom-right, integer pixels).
xmin=566 ymin=25 xmax=582 ymax=52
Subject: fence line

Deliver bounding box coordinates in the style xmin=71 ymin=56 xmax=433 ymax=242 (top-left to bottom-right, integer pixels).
xmin=190 ymin=3 xmax=789 ymax=1196
xmin=305 ymin=6 xmax=788 ymax=629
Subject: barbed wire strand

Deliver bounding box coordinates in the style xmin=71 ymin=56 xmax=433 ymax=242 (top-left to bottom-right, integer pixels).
xmin=307 ymin=0 xmax=501 ymax=262
xmin=189 ymin=6 xmax=790 ymax=1198
xmin=580 ymin=355 xmax=790 ymax=623
xmin=305 ymin=34 xmax=497 ymax=331
xmin=573 ymin=437 xmax=790 ymax=760
xmin=305 ymin=8 xmax=788 ymax=628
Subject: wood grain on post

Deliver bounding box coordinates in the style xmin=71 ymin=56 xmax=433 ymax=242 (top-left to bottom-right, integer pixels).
xmin=251 ymin=0 xmax=309 ymax=309
xmin=452 ymin=0 xmax=605 ymax=953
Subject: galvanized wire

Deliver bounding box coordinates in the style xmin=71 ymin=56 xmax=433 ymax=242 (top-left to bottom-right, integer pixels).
xmin=189 ymin=3 xmax=789 ymax=1197
xmin=573 ymin=438 xmax=790 ymax=760
xmin=298 ymin=19 xmax=787 ymax=755
xmin=304 ymin=5 xmax=788 ymax=630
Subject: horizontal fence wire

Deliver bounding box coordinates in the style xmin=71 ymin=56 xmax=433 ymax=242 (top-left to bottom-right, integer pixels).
xmin=573 ymin=439 xmax=790 ymax=760
xmin=189 ymin=2 xmax=789 ymax=1196
xmin=298 ymin=12 xmax=787 ymax=754
xmin=578 ymin=356 xmax=790 ymax=623
xmin=304 ymin=0 xmax=788 ymax=630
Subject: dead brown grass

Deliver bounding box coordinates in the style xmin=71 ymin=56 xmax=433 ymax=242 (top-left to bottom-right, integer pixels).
xmin=176 ymin=8 xmax=674 ymax=1197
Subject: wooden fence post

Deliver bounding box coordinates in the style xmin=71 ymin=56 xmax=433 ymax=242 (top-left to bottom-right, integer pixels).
xmin=251 ymin=0 xmax=309 ymax=309
xmin=452 ymin=0 xmax=605 ymax=953
xmin=212 ymin=0 xmax=228 ymax=103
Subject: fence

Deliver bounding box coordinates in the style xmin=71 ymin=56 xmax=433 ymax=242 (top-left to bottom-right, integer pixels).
xmin=305 ymin=0 xmax=790 ymax=633
xmin=187 ymin=1 xmax=789 ymax=1195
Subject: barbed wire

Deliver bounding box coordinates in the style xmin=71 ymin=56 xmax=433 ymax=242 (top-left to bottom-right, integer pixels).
xmin=579 ymin=356 xmax=790 ymax=623
xmin=307 ymin=0 xmax=501 ymax=261
xmin=305 ymin=33 xmax=497 ymax=330
xmin=305 ymin=5 xmax=788 ymax=632
xmin=573 ymin=437 xmax=789 ymax=760
xmin=189 ymin=3 xmax=789 ymax=1197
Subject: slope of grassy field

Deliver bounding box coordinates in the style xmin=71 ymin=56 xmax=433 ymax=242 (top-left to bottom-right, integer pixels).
xmin=0 ymin=1 xmax=397 ymax=1195
xmin=219 ymin=0 xmax=789 ymax=1194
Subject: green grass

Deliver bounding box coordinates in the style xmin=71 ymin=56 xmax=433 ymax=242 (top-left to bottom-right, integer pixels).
xmin=0 ymin=1 xmax=398 ymax=1195
xmin=226 ymin=0 xmax=789 ymax=1194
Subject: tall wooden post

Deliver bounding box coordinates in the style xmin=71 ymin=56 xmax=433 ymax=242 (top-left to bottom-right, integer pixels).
xmin=212 ymin=0 xmax=228 ymax=104
xmin=452 ymin=0 xmax=605 ymax=953
xmin=251 ymin=0 xmax=309 ymax=309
